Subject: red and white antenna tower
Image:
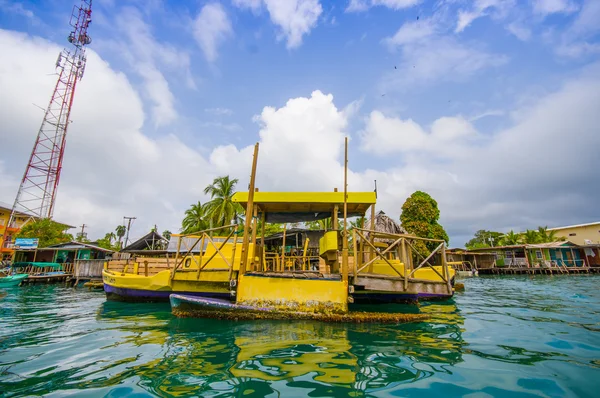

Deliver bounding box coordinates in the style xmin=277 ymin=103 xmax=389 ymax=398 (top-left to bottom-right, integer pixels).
xmin=3 ymin=1 xmax=92 ymax=238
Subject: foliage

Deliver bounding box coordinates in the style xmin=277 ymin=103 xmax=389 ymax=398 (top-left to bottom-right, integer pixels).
xmin=465 ymin=230 xmax=504 ymax=249
xmin=499 ymin=230 xmax=521 ymax=246
xmin=521 ymin=229 xmax=540 ymax=244
xmin=162 ymin=230 xmax=172 ymax=241
xmin=306 ymin=218 xmax=332 ymax=230
xmin=537 ymin=226 xmax=559 ymax=243
xmin=95 ymin=232 xmax=118 ymax=250
xmin=115 ymin=225 xmax=126 ymax=249
xmin=349 ymin=216 xmax=366 ymax=231
xmin=400 ymin=191 xmax=449 ymax=253
xmin=16 ymin=219 xmax=73 ymax=248
xmin=203 ymin=176 xmax=243 ymax=228
xmin=181 ymin=201 xmax=209 ymax=234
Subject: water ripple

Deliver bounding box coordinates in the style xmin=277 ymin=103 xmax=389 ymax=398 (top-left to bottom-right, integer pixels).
xmin=1 ymin=276 xmax=599 ymax=397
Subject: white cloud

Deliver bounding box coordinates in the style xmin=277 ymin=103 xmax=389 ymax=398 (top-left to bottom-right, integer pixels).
xmin=234 ymin=0 xmax=322 ymax=49
xmin=232 ymin=0 xmax=262 ymax=12
xmin=384 ymin=18 xmax=436 ymax=47
xmin=103 ymin=6 xmax=194 ymax=127
xmin=346 ymin=0 xmax=421 ymax=12
xmin=205 ymin=107 xmax=234 ymax=116
xmin=0 ymin=29 xmax=214 ymax=240
xmin=550 ymin=0 xmax=600 ymax=58
xmin=382 ymin=33 xmax=508 ymax=89
xmin=455 ymin=0 xmax=515 ymax=33
xmin=193 ymin=3 xmax=233 ymax=62
xmin=533 ymin=0 xmax=578 ymax=16
xmin=360 ymin=112 xmax=477 ymax=156
xmin=263 ymin=0 xmax=323 ymax=49
xmin=506 ymin=22 xmax=531 ymax=41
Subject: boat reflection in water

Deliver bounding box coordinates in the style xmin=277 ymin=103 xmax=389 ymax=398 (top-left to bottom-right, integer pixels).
xmin=96 ymin=300 xmax=464 ymax=397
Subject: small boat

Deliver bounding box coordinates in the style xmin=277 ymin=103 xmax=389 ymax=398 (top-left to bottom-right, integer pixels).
xmin=0 ymin=273 xmax=28 ymax=287
xmin=170 ymin=294 xmax=429 ymax=324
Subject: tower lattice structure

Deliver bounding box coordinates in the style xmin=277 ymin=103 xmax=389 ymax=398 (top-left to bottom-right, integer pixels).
xmin=4 ymin=0 xmax=92 ymax=243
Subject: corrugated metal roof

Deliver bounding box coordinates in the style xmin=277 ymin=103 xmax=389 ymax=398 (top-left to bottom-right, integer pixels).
xmin=548 ymin=221 xmax=600 ymax=230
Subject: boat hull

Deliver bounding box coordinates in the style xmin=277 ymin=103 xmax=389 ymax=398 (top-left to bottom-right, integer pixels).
xmin=0 ymin=274 xmax=28 ymax=287
xmin=170 ymin=294 xmax=429 ymax=324
xmin=102 ymin=269 xmax=234 ymax=303
xmin=104 ymin=283 xmax=231 ymax=302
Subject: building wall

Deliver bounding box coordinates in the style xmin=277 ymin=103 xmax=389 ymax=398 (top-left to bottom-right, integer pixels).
xmin=549 ymin=224 xmax=600 ymax=245
xmin=0 ymin=208 xmax=31 ymax=259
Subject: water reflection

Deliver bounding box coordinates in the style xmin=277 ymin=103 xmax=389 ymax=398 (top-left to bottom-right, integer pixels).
xmin=90 ymin=300 xmax=465 ymax=397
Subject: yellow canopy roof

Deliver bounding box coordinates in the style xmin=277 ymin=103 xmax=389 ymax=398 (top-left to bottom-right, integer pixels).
xmin=232 ymin=192 xmax=376 ymax=223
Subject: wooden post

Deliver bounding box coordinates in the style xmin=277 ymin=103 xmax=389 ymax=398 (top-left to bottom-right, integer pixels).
xmin=33 ymin=248 xmax=38 ymax=262
xmin=341 ymin=137 xmax=349 ymax=284
xmin=228 ymin=233 xmax=238 ymax=282
xmin=302 ymin=237 xmax=310 ymax=271
xmin=260 ymin=211 xmax=266 ymax=272
xmin=369 ymin=203 xmax=375 ymax=272
xmin=144 ymin=260 xmax=148 ymax=277
xmin=173 ymin=235 xmax=182 ymax=277
xmin=195 ymin=233 xmax=206 ymax=280
xmin=441 ymin=244 xmax=452 ymax=294
xmin=250 ymin=196 xmax=258 ymax=271
xmin=401 ymin=238 xmax=408 ymax=291
xmin=352 ymin=228 xmax=358 ymax=280
xmin=281 ymin=224 xmax=287 ymax=272
xmin=239 ymin=143 xmax=259 ymax=276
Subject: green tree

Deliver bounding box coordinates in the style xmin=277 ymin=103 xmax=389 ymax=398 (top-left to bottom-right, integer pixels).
xmin=522 ymin=229 xmax=540 ymax=244
xmin=115 ymin=225 xmax=126 ymax=249
xmin=499 ymin=230 xmax=521 ymax=246
xmin=537 ymin=226 xmax=559 ymax=243
xmin=349 ymin=216 xmax=366 ymax=231
xmin=465 ymin=230 xmax=504 ymax=249
xmin=306 ymin=218 xmax=332 ymax=230
xmin=203 ymin=176 xmax=243 ymax=228
xmin=181 ymin=201 xmax=209 ymax=234
xmin=95 ymin=232 xmax=118 ymax=250
xmin=162 ymin=230 xmax=172 ymax=241
xmin=16 ymin=219 xmax=73 ymax=248
xmin=400 ymin=191 xmax=449 ymax=254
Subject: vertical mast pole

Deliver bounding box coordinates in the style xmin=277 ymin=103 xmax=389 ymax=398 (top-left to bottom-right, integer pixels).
xmin=239 ymin=143 xmax=259 ymax=275
xmin=341 ymin=137 xmax=349 ymax=283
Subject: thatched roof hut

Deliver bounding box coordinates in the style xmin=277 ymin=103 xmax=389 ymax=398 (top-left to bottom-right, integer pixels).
xmin=363 ymin=211 xmax=407 ymax=242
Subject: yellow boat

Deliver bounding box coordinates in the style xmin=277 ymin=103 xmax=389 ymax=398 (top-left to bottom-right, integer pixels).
xmin=102 ymin=233 xmax=253 ymax=302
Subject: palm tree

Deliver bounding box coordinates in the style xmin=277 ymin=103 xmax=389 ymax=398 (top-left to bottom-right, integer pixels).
xmin=500 ymin=230 xmax=521 ymax=246
xmin=349 ymin=216 xmax=366 ymax=231
xmin=115 ymin=225 xmax=126 ymax=249
xmin=537 ymin=226 xmax=558 ymax=243
xmin=182 ymin=201 xmax=209 ymax=234
xmin=203 ymin=176 xmax=243 ymax=228
xmin=522 ymin=229 xmax=540 ymax=244
xmin=105 ymin=232 xmax=116 ymax=245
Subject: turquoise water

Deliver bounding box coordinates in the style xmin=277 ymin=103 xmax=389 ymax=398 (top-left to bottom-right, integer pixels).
xmin=1 ymin=276 xmax=599 ymax=397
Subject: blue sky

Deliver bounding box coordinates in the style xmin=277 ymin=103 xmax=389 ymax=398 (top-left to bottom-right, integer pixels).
xmin=1 ymin=0 xmax=599 ymax=246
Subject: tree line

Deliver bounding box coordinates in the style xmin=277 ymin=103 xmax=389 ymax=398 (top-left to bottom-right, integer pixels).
xmin=465 ymin=227 xmax=562 ymax=249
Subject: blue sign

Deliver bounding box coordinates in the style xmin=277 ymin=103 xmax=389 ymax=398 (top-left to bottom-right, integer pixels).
xmin=13 ymin=238 xmax=39 ymax=249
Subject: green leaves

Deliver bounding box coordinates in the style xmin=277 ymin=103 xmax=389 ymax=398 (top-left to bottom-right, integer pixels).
xmin=400 ymin=191 xmax=449 ymax=253
xmin=16 ymin=219 xmax=73 ymax=248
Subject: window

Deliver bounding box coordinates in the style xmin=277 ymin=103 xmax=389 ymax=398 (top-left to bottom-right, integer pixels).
xmin=569 ymin=233 xmax=576 ymax=236
xmin=555 ymin=251 xmax=562 ymax=259
xmin=184 ymin=258 xmax=191 ymax=268
xmin=536 ymin=250 xmax=543 ymax=260
xmin=505 ymin=251 xmax=514 ymax=259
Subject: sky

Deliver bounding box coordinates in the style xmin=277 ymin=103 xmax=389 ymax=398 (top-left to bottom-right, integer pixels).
xmin=0 ymin=0 xmax=599 ymax=248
